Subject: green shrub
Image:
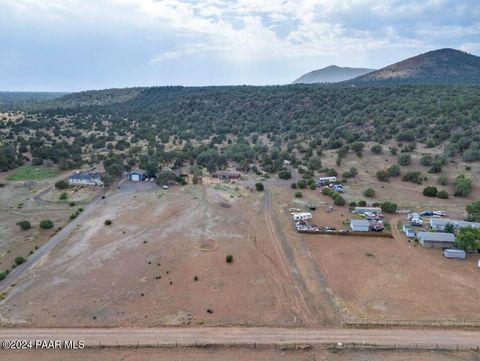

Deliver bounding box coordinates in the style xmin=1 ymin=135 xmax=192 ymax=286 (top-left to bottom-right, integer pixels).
xmin=402 ymin=171 xmax=423 ymax=184
xmin=422 ymin=186 xmax=438 ymax=197
xmin=325 ymin=168 xmax=338 ymax=177
xmin=255 ymin=182 xmax=264 ymax=191
xmin=39 ymin=220 xmax=54 ymax=229
xmin=334 ymin=196 xmax=346 ymax=206
xmin=437 ymin=191 xmax=449 ymax=199
xmin=376 ymin=170 xmax=389 ymax=182
xmin=381 ymin=201 xmax=397 ymax=214
xmin=278 ymin=170 xmax=292 ymax=179
xmin=16 ymin=220 xmax=31 ymax=230
xmin=104 ymin=219 xmax=112 ymax=226
xmin=453 ymin=175 xmax=472 ymax=197
xmin=386 ymin=164 xmax=401 ymax=177
xmin=14 ymin=256 xmax=26 ymax=266
xmin=398 ymin=154 xmax=411 ymax=166
xmin=69 ymin=201 xmax=76 ymax=207
xmin=225 ymin=255 xmax=233 ymax=263
xmin=358 ymin=200 xmax=367 ymax=207
xmin=59 ymin=192 xmax=68 ymax=200
xmin=290 ymin=182 xmax=297 ymax=189
xmin=297 ymin=180 xmax=307 ymax=189
xmin=294 ymin=192 xmax=303 ymax=198
xmin=55 ymin=180 xmax=69 ymax=190
xmin=370 ymin=144 xmax=383 ymax=154
xmin=309 ymin=183 xmax=316 ymax=190
xmin=364 ymin=188 xmax=375 ymax=197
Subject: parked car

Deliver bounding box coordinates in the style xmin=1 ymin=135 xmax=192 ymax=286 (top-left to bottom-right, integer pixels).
xmin=162 ymin=185 xmax=169 ymax=189
xmin=420 ymin=211 xmax=434 ymax=217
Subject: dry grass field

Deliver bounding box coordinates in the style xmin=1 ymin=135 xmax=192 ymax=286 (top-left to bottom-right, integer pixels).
xmin=0 ymin=182 xmax=335 ymax=327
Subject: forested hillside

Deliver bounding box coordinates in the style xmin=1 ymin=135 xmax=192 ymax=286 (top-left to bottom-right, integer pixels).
xmin=0 ymin=92 xmax=67 ymax=106
xmin=1 ymin=85 xmax=480 ymax=181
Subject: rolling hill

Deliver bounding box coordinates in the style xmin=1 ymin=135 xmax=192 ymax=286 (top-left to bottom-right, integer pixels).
xmin=349 ymin=48 xmax=480 ymax=85
xmin=293 ymin=65 xmax=375 ymax=84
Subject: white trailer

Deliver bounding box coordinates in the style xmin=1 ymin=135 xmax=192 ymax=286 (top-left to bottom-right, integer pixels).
xmin=318 ymin=176 xmax=336 ymax=185
xmin=443 ymin=249 xmax=466 ymax=260
xmin=293 ymin=212 xmax=312 ymax=221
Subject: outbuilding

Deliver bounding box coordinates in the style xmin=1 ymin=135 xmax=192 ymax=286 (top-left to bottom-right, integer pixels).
xmin=443 ymin=249 xmax=466 ymax=260
xmin=128 ymin=169 xmax=147 ymax=182
xmin=350 ymin=219 xmax=370 ymax=232
xmin=416 ymin=231 xmax=455 ymax=248
xmin=402 ymin=224 xmax=416 ymax=238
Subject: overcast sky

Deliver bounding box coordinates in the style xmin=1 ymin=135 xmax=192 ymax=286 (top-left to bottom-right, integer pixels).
xmin=0 ymin=0 xmax=479 ymax=91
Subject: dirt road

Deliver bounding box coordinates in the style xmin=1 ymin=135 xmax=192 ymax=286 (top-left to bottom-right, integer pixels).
xmin=0 ymin=327 xmax=479 ymax=349
xmin=0 ymin=192 xmax=104 ymax=293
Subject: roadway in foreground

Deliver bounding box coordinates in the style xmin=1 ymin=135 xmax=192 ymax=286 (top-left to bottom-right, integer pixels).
xmin=0 ymin=327 xmax=479 ymax=349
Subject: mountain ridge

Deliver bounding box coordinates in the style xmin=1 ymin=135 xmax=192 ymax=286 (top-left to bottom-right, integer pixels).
xmin=293 ymin=65 xmax=375 ymax=84
xmin=348 ymin=48 xmax=480 ymax=85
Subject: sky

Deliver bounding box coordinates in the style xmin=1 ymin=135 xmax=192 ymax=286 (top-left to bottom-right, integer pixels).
xmin=0 ymin=0 xmax=479 ymax=91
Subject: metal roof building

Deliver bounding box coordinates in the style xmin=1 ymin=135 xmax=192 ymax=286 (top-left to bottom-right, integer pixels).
xmin=350 ymin=219 xmax=370 ymax=232
xmin=417 ymin=231 xmax=456 ymax=248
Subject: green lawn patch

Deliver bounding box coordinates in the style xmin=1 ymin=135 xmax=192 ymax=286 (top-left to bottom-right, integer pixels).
xmin=6 ymin=166 xmax=59 ymax=181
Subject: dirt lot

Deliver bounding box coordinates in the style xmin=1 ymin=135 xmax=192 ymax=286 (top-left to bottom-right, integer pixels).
xmin=0 ymin=182 xmax=335 ymax=327
xmin=304 ymin=227 xmax=480 ymax=322
xmin=3 ymin=347 xmax=478 ymax=361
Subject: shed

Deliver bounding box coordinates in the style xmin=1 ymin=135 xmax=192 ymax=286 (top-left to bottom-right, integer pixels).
xmin=417 ymin=232 xmax=455 ymax=248
xmin=402 ymin=224 xmax=416 ymax=238
xmin=443 ymin=249 xmax=466 ymax=260
xmin=350 ymin=219 xmax=370 ymax=232
xmin=128 ymin=169 xmax=147 ymax=182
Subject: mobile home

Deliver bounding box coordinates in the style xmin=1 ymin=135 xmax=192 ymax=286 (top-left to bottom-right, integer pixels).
xmin=293 ymin=212 xmax=312 ymax=221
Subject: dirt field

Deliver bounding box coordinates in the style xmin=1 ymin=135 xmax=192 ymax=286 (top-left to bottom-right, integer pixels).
xmin=3 ymin=347 xmax=479 ymax=361
xmin=0 ymin=182 xmax=335 ymax=327
xmin=304 ymin=227 xmax=480 ymax=322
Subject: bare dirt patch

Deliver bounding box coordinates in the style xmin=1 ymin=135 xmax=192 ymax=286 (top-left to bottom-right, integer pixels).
xmin=0 ymin=184 xmax=316 ymax=327
xmin=3 ymin=347 xmax=477 ymax=361
xmin=305 ymin=226 xmax=480 ymax=322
